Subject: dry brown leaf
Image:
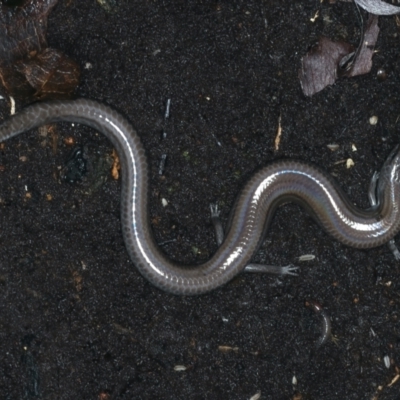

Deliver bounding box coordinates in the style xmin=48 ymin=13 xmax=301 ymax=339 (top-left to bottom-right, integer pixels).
xmin=0 ymin=0 xmax=80 ymax=100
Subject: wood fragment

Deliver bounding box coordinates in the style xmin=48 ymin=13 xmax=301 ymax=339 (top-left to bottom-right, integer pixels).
xmin=298 ymin=254 xmax=315 ymax=261
xmin=111 ymin=149 xmax=120 ymax=180
xmin=274 ymin=113 xmax=282 ymax=151
xmin=388 ymin=373 xmax=400 ymax=387
xmin=218 ymin=345 xmax=239 ymax=353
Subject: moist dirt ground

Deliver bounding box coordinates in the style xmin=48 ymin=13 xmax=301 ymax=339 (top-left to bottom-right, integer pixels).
xmin=1 ymin=1 xmax=400 ymax=399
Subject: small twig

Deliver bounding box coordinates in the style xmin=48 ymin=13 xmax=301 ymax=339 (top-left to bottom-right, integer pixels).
xmin=274 ymin=113 xmax=282 ymax=151
xmin=159 ymin=154 xmax=167 ymax=175
xmin=164 ymin=98 xmax=171 ymax=119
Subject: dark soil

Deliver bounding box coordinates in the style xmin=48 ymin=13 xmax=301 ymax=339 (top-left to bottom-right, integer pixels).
xmin=1 ymin=1 xmax=400 ymax=399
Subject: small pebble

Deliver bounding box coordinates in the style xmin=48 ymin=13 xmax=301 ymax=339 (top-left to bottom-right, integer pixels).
xmin=369 ymin=116 xmax=378 ymax=125
xmin=377 ymin=68 xmax=387 ymax=82
xmin=346 ymin=158 xmax=354 ymax=169
xmin=64 ymin=137 xmax=75 ymax=146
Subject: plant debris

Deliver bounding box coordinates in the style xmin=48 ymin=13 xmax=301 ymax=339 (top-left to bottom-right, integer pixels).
xmin=299 ymin=12 xmax=379 ymax=96
xmin=299 ymin=37 xmax=353 ymax=97
xmin=354 ymin=0 xmax=400 ymax=15
xmin=343 ymin=14 xmax=379 ymax=77
xmin=15 ymin=47 xmax=80 ymax=99
xmin=0 ymin=0 xmax=80 ymax=101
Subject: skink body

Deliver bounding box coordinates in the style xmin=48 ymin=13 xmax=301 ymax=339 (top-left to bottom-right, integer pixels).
xmin=1 ymin=99 xmax=399 ymax=294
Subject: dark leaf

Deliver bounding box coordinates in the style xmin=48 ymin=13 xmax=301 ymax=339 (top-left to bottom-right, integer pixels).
xmin=345 ymin=14 xmax=379 ymax=77
xmin=0 ymin=0 xmax=80 ymax=101
xmin=16 ymin=48 xmax=80 ymax=99
xmin=299 ymin=37 xmax=354 ymax=97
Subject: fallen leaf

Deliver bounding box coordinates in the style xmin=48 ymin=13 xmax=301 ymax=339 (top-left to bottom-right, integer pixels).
xmin=344 ymin=14 xmax=379 ymax=77
xmin=300 ymin=12 xmax=380 ymax=96
xmin=0 ymin=0 xmax=80 ymax=100
xmin=16 ymin=48 xmax=80 ymax=99
xmin=299 ymin=37 xmax=353 ymax=96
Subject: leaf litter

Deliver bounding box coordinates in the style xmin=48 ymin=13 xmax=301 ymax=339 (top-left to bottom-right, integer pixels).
xmin=0 ymin=0 xmax=80 ymax=101
xmin=299 ymin=0 xmax=395 ymax=96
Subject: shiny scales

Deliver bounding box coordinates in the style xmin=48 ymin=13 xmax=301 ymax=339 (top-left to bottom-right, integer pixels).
xmin=1 ymin=99 xmax=400 ymax=295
